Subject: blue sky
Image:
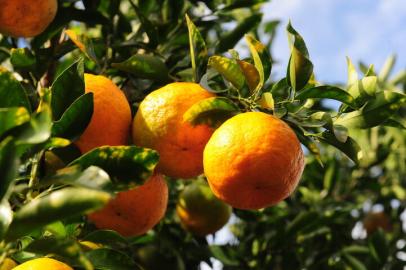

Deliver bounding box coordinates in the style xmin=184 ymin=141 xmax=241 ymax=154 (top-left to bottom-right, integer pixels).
xmin=262 ymin=0 xmax=406 ymax=83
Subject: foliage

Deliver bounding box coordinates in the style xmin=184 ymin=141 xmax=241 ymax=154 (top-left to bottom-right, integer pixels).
xmin=0 ymin=0 xmax=405 ymax=269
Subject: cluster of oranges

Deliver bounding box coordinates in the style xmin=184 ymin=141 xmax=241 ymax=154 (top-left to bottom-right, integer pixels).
xmin=73 ymin=74 xmax=304 ymax=238
xmin=0 ymin=2 xmax=304 ymax=268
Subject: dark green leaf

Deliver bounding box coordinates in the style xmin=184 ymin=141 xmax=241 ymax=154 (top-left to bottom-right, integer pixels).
xmin=319 ymin=131 xmax=362 ymax=164
xmin=86 ymin=248 xmax=140 ymax=270
xmin=112 ymin=55 xmax=169 ymax=82
xmin=216 ymin=14 xmax=262 ymax=53
xmin=131 ymin=2 xmax=159 ymax=48
xmin=286 ymin=22 xmax=314 ymax=92
xmin=6 ymin=187 xmax=111 ymax=241
xmin=83 ymin=230 xmax=129 ymax=247
xmin=296 ymin=86 xmax=356 ymax=108
xmin=0 ymin=137 xmax=19 ymax=201
xmin=335 ymin=91 xmax=406 ymax=129
xmin=183 ymin=97 xmax=240 ymax=128
xmin=52 ymin=93 xmax=94 ymax=140
xmin=286 ymin=211 xmax=319 ymax=235
xmin=219 ymin=0 xmax=268 ymax=11
xmin=51 ymin=59 xmax=85 ymax=121
xmin=0 ymin=68 xmax=31 ymax=111
xmin=342 ymin=253 xmax=367 ymax=270
xmin=368 ymin=230 xmax=389 ymax=265
xmin=25 ymin=237 xmax=81 ymax=259
xmin=69 ymin=146 xmax=159 ymax=185
xmin=0 ymin=107 xmax=30 ymax=137
xmin=186 ymin=14 xmax=208 ymax=82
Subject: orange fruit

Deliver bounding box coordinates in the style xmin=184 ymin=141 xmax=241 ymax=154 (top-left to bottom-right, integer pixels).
xmin=363 ymin=211 xmax=392 ymax=236
xmin=88 ymin=173 xmax=168 ymax=237
xmin=203 ymin=112 xmax=305 ymax=210
xmin=0 ymin=258 xmax=17 ymax=270
xmin=132 ymin=82 xmax=215 ymax=178
xmin=176 ymin=180 xmax=232 ymax=236
xmin=12 ymin=258 xmax=72 ymax=270
xmin=0 ymin=0 xmax=57 ymax=37
xmin=75 ymin=73 xmax=132 ymax=153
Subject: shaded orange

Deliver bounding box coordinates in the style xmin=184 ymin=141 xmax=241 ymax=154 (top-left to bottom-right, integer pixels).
xmin=88 ymin=173 xmax=168 ymax=237
xmin=75 ymin=73 xmax=132 ymax=153
xmin=13 ymin=258 xmax=72 ymax=270
xmin=363 ymin=211 xmax=392 ymax=236
xmin=132 ymin=82 xmax=215 ymax=178
xmin=203 ymin=112 xmax=305 ymax=210
xmin=176 ymin=180 xmax=231 ymax=236
xmin=0 ymin=258 xmax=17 ymax=270
xmin=0 ymin=0 xmax=57 ymax=37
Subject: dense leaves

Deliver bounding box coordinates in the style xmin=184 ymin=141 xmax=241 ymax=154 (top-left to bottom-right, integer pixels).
xmin=0 ymin=0 xmax=405 ymax=269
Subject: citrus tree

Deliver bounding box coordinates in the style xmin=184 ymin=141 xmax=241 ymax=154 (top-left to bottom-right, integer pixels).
xmin=0 ymin=0 xmax=405 ymax=269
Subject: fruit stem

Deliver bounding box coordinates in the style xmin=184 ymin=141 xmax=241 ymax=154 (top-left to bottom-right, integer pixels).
xmin=27 ymin=150 xmax=44 ymax=201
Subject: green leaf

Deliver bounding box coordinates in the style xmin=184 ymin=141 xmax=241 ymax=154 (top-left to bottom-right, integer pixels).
xmin=186 ymin=14 xmax=208 ymax=82
xmin=83 ymin=230 xmax=129 ymax=247
xmin=0 ymin=137 xmax=19 ymax=201
xmin=342 ymin=253 xmax=367 ymax=270
xmin=43 ymin=221 xmax=67 ymax=239
xmin=368 ymin=230 xmax=389 ymax=265
xmin=0 ymin=68 xmax=31 ymax=111
xmin=341 ymin=245 xmax=370 ymax=255
xmin=286 ymin=22 xmax=314 ymax=92
xmin=208 ymin=56 xmax=245 ymax=89
xmin=10 ymin=48 xmax=36 ymax=70
xmin=52 ymin=93 xmax=94 ymax=140
xmin=209 ymin=245 xmax=239 ymax=266
xmin=0 ymin=107 xmax=30 ymax=137
xmin=378 ymin=54 xmax=396 ymax=82
xmin=41 ymin=166 xmax=113 ymax=192
xmin=112 ymin=55 xmax=169 ymax=82
xmin=286 ymin=211 xmax=319 ymax=235
xmin=6 ymin=187 xmax=111 ymax=241
xmin=348 ymin=76 xmax=378 ymax=102
xmin=382 ymin=118 xmax=406 ymax=129
xmin=296 ymin=86 xmax=357 ymax=108
xmin=216 ymin=14 xmax=262 ymax=53
xmin=346 ymin=57 xmax=358 ymax=86
xmin=319 ymin=131 xmax=362 ymax=164
xmin=0 ymin=200 xmax=13 ymax=239
xmin=25 ymin=237 xmax=81 ymax=259
xmin=245 ymin=35 xmax=272 ymax=95
xmin=12 ymin=106 xmax=52 ymax=145
xmin=86 ymin=248 xmax=140 ymax=270
xmin=183 ymin=97 xmax=240 ymax=128
xmin=51 ymin=59 xmax=85 ymax=121
xmin=69 ymin=146 xmax=159 ymax=186
xmin=335 ymin=91 xmax=406 ymax=129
